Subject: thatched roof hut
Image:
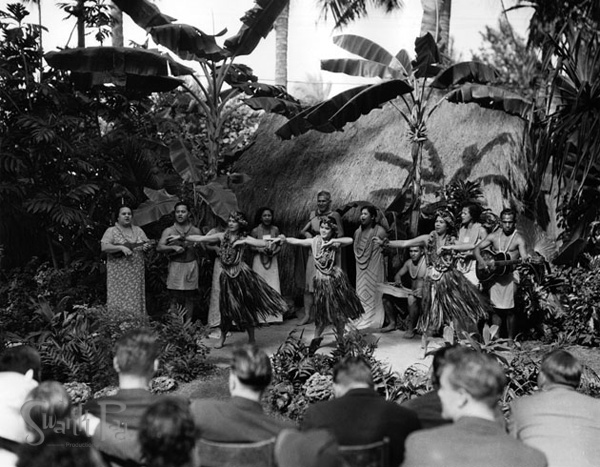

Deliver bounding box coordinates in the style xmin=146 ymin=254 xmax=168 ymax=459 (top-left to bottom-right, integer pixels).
xmin=233 ymin=99 xmax=527 ymax=296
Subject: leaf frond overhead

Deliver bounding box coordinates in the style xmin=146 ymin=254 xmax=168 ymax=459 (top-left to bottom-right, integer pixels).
xmin=321 ymin=58 xmax=405 ymax=79
xmin=430 ymin=62 xmax=500 ymax=89
xmin=445 ymin=84 xmax=532 ymax=119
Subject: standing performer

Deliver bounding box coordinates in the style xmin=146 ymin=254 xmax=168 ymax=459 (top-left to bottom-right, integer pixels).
xmin=251 ymin=207 xmax=283 ymax=323
xmin=375 ymin=210 xmax=488 ymax=353
xmin=168 ymin=211 xmax=287 ymax=349
xmin=101 ymin=205 xmax=153 ymax=315
xmin=381 ymin=245 xmax=427 ymax=337
xmin=282 ymin=216 xmax=364 ymax=352
xmin=157 ymin=201 xmax=201 ymax=320
xmin=299 ymin=191 xmax=344 ymax=325
xmin=443 ymin=203 xmax=487 ymax=288
xmin=351 ymin=205 xmax=388 ymax=330
xmin=474 ymin=208 xmax=529 ymax=343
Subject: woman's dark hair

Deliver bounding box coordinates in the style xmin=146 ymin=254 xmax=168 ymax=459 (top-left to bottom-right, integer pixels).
xmin=319 ymin=216 xmax=339 ymax=238
xmin=229 ymin=211 xmax=249 ymax=235
xmin=254 ymin=207 xmax=275 ymax=227
xmin=461 ymin=203 xmax=483 ymax=223
xmin=114 ymin=204 xmax=133 ymax=223
xmin=139 ymin=397 xmax=198 ymax=467
xmin=362 ymin=205 xmax=378 ymax=227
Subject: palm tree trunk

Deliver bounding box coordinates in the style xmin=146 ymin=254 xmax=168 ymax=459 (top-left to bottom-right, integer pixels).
xmin=109 ymin=1 xmax=124 ymax=47
xmin=76 ymin=0 xmax=85 ymax=47
xmin=274 ymin=1 xmax=289 ymax=87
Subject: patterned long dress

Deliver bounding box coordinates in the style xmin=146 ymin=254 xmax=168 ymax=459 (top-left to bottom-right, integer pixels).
xmin=351 ymin=224 xmax=386 ymax=329
xmin=251 ymin=224 xmax=283 ymax=323
xmin=101 ymin=225 xmax=149 ymax=315
xmin=311 ymin=236 xmax=364 ymax=329
xmin=218 ymin=231 xmax=288 ymax=327
xmin=420 ymin=231 xmax=488 ymax=332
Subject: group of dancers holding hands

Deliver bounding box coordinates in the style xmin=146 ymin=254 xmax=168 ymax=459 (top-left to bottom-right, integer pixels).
xmin=161 ymin=190 xmax=528 ymax=352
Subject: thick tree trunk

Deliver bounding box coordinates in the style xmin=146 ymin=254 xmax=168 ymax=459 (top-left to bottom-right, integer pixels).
xmin=274 ymin=1 xmax=289 ymax=87
xmin=109 ymin=1 xmax=124 ymax=47
xmin=77 ymin=0 xmax=85 ymax=47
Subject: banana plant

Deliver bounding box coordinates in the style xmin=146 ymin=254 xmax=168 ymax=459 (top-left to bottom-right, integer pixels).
xmin=44 ymin=0 xmax=301 ymax=225
xmin=276 ymin=32 xmax=531 ymax=235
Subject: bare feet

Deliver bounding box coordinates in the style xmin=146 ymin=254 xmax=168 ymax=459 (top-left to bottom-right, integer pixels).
xmin=404 ymin=330 xmax=416 ymax=339
xmin=297 ymin=314 xmax=311 ymax=326
xmin=379 ymin=324 xmax=396 ymax=333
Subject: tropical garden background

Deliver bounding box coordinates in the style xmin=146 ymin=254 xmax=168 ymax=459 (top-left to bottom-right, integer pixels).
xmin=1 ymin=0 xmax=599 ymax=416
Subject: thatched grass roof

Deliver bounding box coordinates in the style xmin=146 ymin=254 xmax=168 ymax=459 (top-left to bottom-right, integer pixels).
xmin=234 ymin=98 xmax=527 ymax=230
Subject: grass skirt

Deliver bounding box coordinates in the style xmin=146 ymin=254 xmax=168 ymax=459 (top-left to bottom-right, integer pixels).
xmin=219 ymin=262 xmax=287 ymax=327
xmin=420 ymin=267 xmax=488 ymax=333
xmin=314 ymin=267 xmax=364 ymax=329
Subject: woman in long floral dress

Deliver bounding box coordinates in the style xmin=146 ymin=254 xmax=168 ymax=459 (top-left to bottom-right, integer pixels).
xmin=251 ymin=207 xmax=283 ymax=323
xmin=282 ymin=216 xmax=364 ymax=352
xmin=168 ymin=211 xmax=287 ymax=349
xmin=375 ymin=209 xmax=488 ymax=352
xmin=101 ymin=205 xmax=153 ymax=315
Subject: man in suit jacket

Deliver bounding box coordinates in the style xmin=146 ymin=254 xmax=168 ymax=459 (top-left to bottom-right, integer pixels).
xmin=302 ymin=356 xmax=421 ymax=467
xmin=190 ymin=344 xmax=293 ymax=441
xmin=402 ymin=347 xmax=547 ymax=467
xmin=510 ymin=349 xmax=600 ymax=467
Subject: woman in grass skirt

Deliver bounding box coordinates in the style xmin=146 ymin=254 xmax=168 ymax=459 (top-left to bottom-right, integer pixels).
xmin=167 ymin=211 xmax=287 ymax=348
xmin=282 ymin=216 xmax=364 ymax=351
xmin=375 ymin=209 xmax=488 ymax=353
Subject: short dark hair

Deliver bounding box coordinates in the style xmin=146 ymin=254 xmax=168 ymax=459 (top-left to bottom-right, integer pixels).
xmin=461 ymin=203 xmax=483 ymax=222
xmin=541 ymin=349 xmax=582 ymax=389
xmin=114 ymin=204 xmax=133 ymax=219
xmin=333 ymin=356 xmax=373 ymax=389
xmin=254 ymin=207 xmax=275 ymax=226
xmin=431 ymin=344 xmax=458 ymax=389
xmin=139 ymin=397 xmax=197 ymax=467
xmin=230 ymin=345 xmax=272 ymax=391
xmin=500 ymin=208 xmax=516 ymax=221
xmin=0 ymin=346 xmax=41 ymax=380
xmin=444 ymin=347 xmax=506 ymax=408
xmin=114 ymin=329 xmax=160 ymax=378
xmin=174 ymin=201 xmax=191 ymax=212
xmin=22 ymin=381 xmax=72 ymax=443
xmin=361 ymin=205 xmax=378 ymax=226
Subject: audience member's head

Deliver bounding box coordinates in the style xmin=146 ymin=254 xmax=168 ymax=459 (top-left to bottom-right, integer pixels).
xmin=229 ymin=345 xmax=272 ymax=397
xmin=0 ymin=345 xmax=41 ymax=381
xmin=539 ymin=349 xmax=582 ymax=390
xmin=113 ymin=329 xmax=160 ymax=383
xmin=16 ymin=432 xmax=107 ymax=467
xmin=430 ymin=344 xmax=457 ymax=390
xmin=139 ymin=397 xmax=198 ymax=467
xmin=438 ymin=347 xmax=506 ymax=421
xmin=275 ymin=428 xmax=343 ymax=467
xmin=332 ymin=356 xmax=373 ymax=397
xmin=21 ymin=381 xmax=72 ymax=445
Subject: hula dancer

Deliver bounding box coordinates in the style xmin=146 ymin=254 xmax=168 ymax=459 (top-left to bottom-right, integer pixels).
xmin=167 ymin=211 xmax=287 ymax=349
xmin=281 ymin=216 xmax=364 ymax=352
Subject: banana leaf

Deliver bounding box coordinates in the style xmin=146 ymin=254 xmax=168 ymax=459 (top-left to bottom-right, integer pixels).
xmin=332 ymin=34 xmax=396 ymax=65
xmin=133 ymin=189 xmax=179 ymax=226
xmin=321 ymin=58 xmax=404 ymax=79
xmin=412 ymin=33 xmax=442 ymax=79
xmin=110 ymin=0 xmax=175 ymax=30
xmin=445 ymin=83 xmax=532 ymax=119
xmin=430 ymin=62 xmax=500 ymax=89
xmin=149 ymin=24 xmax=229 ymax=62
xmin=224 ymin=0 xmax=290 ymax=56
xmin=197 ymin=183 xmax=239 ymax=222
xmin=169 ymin=139 xmax=204 ymax=184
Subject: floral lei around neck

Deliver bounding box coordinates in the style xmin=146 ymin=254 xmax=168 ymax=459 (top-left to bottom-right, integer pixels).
xmin=426 ymin=231 xmax=456 ymax=271
xmin=220 ymin=230 xmax=243 ymax=267
xmin=256 ymin=224 xmax=278 ymax=270
xmin=354 ymin=225 xmax=378 ymax=269
xmin=314 ymin=236 xmax=336 ymax=274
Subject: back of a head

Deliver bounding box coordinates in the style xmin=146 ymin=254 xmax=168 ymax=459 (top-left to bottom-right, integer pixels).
xmin=114 ymin=329 xmax=160 ymax=378
xmin=0 ymin=346 xmax=41 ymax=380
xmin=540 ymin=349 xmax=582 ymax=389
xmin=275 ymin=428 xmax=343 ymax=467
xmin=231 ymin=344 xmax=272 ymax=391
xmin=139 ymin=397 xmax=197 ymax=467
xmin=444 ymin=347 xmax=506 ymax=408
xmin=332 ymin=356 xmax=373 ymax=389
xmin=16 ymin=432 xmax=107 ymax=467
xmin=431 ymin=344 xmax=458 ymax=390
xmin=22 ymin=381 xmax=72 ymax=444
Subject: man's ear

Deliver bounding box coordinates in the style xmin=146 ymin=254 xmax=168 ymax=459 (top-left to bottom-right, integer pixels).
xmin=229 ymin=372 xmax=237 ymax=394
xmin=113 ymin=357 xmax=120 ymax=373
xmin=24 ymin=368 xmax=34 ymax=380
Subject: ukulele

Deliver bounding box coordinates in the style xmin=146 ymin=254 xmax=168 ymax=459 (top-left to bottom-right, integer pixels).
xmin=108 ymin=240 xmax=156 ymax=258
xmin=475 ymin=250 xmax=525 ymax=283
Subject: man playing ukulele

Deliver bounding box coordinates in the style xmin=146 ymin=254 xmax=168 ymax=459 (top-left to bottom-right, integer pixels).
xmin=474 ymin=208 xmax=529 ymax=343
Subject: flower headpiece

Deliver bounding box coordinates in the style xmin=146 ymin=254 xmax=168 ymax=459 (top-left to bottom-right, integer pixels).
xmin=435 ymin=209 xmax=455 ymax=230
xmin=229 ymin=211 xmax=248 ymax=228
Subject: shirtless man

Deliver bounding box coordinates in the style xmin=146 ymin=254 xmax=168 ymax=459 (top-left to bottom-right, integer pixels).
xmin=382 ymin=246 xmax=426 ymax=337
xmin=474 ymin=208 xmax=529 ymax=342
xmin=298 ymin=191 xmax=344 ymax=325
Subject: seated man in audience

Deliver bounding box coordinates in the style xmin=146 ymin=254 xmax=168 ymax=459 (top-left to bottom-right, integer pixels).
xmin=190 ymin=344 xmax=293 ymax=441
xmin=302 ymin=356 xmax=420 ymax=467
xmin=0 ymin=346 xmax=41 ymax=467
xmin=401 ymin=345 xmax=453 ymax=429
xmin=402 ymin=347 xmax=547 ymax=467
xmin=82 ymin=329 xmax=164 ymax=465
xmin=510 ymin=349 xmax=600 ymax=467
